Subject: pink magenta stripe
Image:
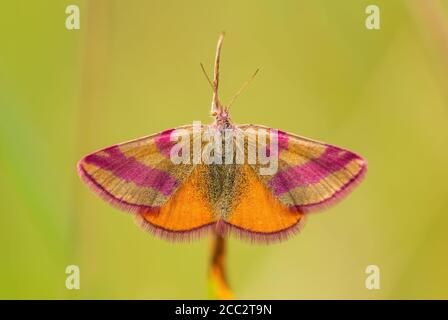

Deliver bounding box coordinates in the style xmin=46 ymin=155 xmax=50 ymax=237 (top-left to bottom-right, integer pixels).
xmin=265 ymin=130 xmax=289 ymax=157
xmin=269 ymin=146 xmax=360 ymax=195
xmin=278 ymin=130 xmax=289 ymax=151
xmin=155 ymin=129 xmax=175 ymax=157
xmin=84 ymin=146 xmax=177 ymax=196
xmin=78 ymin=164 xmax=160 ymax=213
xmin=289 ymin=162 xmax=367 ymax=212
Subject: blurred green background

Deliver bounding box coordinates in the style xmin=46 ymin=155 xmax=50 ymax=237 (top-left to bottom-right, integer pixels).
xmin=1 ymin=0 xmax=448 ymax=299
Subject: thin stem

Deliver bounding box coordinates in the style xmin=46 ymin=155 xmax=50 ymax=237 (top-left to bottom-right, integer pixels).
xmin=208 ymin=233 xmax=233 ymax=299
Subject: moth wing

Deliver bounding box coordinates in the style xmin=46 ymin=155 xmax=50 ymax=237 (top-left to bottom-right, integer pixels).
xmin=239 ymin=124 xmax=367 ymax=213
xmin=221 ymin=163 xmax=305 ymax=243
xmin=220 ymin=124 xmax=366 ymax=243
xmin=78 ymin=126 xmax=216 ymax=240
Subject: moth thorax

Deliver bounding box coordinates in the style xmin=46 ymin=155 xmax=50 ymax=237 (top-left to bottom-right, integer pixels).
xmin=215 ymin=110 xmax=232 ymax=129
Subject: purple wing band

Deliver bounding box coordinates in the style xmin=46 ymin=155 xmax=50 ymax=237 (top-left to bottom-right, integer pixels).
xmin=288 ymin=162 xmax=367 ymax=213
xmin=84 ymin=146 xmax=178 ymax=196
xmin=77 ymin=163 xmax=160 ymax=214
xmin=155 ymin=129 xmax=176 ymax=158
xmin=269 ymin=146 xmax=361 ymax=196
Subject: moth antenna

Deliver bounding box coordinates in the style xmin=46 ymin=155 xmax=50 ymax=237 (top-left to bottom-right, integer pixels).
xmin=211 ymin=32 xmax=225 ymax=115
xmin=227 ymin=68 xmax=259 ymax=109
xmin=200 ymin=63 xmax=214 ymax=89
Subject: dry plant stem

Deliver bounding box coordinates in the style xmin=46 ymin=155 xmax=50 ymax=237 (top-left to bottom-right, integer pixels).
xmin=208 ymin=232 xmax=234 ymax=299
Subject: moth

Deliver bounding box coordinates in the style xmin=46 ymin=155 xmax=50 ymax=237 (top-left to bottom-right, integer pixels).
xmin=77 ymin=34 xmax=367 ymax=243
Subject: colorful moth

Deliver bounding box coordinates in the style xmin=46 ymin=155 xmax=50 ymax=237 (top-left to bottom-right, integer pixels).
xmin=77 ymin=34 xmax=367 ymax=243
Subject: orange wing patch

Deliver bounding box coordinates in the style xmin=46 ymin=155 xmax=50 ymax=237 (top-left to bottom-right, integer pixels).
xmin=137 ymin=165 xmax=216 ymax=240
xmin=224 ymin=165 xmax=304 ymax=242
